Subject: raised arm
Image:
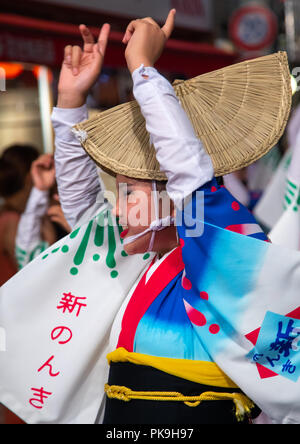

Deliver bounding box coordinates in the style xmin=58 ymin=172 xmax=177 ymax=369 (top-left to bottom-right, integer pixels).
xmin=53 ymin=24 xmax=110 ymax=228
xmin=15 ymin=154 xmax=56 ymax=269
xmin=124 ymin=11 xmax=214 ymax=208
xmin=123 ymin=12 xmax=267 ymax=243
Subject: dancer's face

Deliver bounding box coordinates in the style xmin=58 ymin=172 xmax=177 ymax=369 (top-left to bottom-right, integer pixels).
xmin=113 ymin=174 xmax=177 ymax=255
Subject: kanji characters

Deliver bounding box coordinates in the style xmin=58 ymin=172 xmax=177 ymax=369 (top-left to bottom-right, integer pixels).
xmin=269 ymin=319 xmax=298 ymax=358
xmin=57 ymin=292 xmax=87 ymax=317
xmin=29 ymin=292 xmax=87 ymax=410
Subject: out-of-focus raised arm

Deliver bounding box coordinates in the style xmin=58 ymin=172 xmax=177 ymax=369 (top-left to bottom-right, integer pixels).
xmin=15 ymin=187 xmax=49 ymax=269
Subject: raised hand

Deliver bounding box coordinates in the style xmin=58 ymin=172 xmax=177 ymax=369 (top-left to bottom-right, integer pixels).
xmin=31 ymin=154 xmax=56 ymax=192
xmin=57 ymin=23 xmax=110 ymax=108
xmin=123 ymin=9 xmax=176 ymax=74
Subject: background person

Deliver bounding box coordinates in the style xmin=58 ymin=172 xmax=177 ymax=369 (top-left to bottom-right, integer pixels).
xmin=0 ymin=144 xmax=39 ymax=286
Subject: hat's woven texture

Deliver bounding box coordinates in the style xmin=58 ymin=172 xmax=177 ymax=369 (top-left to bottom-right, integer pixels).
xmin=74 ymin=52 xmax=291 ymax=180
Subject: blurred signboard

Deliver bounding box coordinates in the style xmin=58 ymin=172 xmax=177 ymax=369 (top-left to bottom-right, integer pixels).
xmin=0 ymin=32 xmax=57 ymax=66
xmin=229 ymin=4 xmax=277 ymax=52
xmin=36 ymin=0 xmax=212 ymax=31
xmin=0 ymin=28 xmax=236 ymax=77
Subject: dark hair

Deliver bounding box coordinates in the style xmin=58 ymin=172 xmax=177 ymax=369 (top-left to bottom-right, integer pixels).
xmin=0 ymin=144 xmax=39 ymax=198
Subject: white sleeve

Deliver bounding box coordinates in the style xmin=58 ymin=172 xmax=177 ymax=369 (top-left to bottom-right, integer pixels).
xmin=52 ymin=105 xmax=103 ymax=229
xmin=15 ymin=187 xmax=49 ymax=269
xmin=132 ymin=65 xmax=214 ymax=207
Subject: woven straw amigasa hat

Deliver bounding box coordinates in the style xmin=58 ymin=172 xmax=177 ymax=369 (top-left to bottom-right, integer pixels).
xmin=73 ymin=52 xmax=292 ymax=181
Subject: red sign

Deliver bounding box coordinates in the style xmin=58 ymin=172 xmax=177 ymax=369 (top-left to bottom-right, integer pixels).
xmin=229 ymin=5 xmax=278 ymax=52
xmin=0 ymin=14 xmax=237 ymax=76
xmin=0 ymin=31 xmax=64 ymax=67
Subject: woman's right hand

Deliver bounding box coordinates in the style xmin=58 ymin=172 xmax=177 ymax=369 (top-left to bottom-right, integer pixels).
xmin=123 ymin=10 xmax=176 ymax=74
xmin=57 ymin=23 xmax=110 ymax=109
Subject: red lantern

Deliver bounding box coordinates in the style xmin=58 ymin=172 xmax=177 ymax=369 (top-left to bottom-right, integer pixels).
xmin=0 ymin=63 xmax=24 ymax=79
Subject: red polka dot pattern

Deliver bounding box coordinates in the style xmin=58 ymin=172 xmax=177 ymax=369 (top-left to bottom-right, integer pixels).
xmin=182 ymin=276 xmax=192 ymax=290
xmin=209 ymin=324 xmax=220 ymax=334
xmin=200 ymin=291 xmax=209 ymax=300
xmin=231 ymin=201 xmax=240 ymax=211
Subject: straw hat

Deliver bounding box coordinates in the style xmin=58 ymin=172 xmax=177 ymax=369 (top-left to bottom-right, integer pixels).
xmin=73 ymin=52 xmax=292 ymax=180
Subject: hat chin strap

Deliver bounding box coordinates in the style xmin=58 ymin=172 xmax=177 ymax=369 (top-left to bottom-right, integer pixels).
xmin=122 ymin=181 xmax=175 ymax=252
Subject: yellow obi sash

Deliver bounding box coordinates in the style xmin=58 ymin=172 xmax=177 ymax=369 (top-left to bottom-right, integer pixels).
xmin=107 ymin=347 xmax=238 ymax=389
